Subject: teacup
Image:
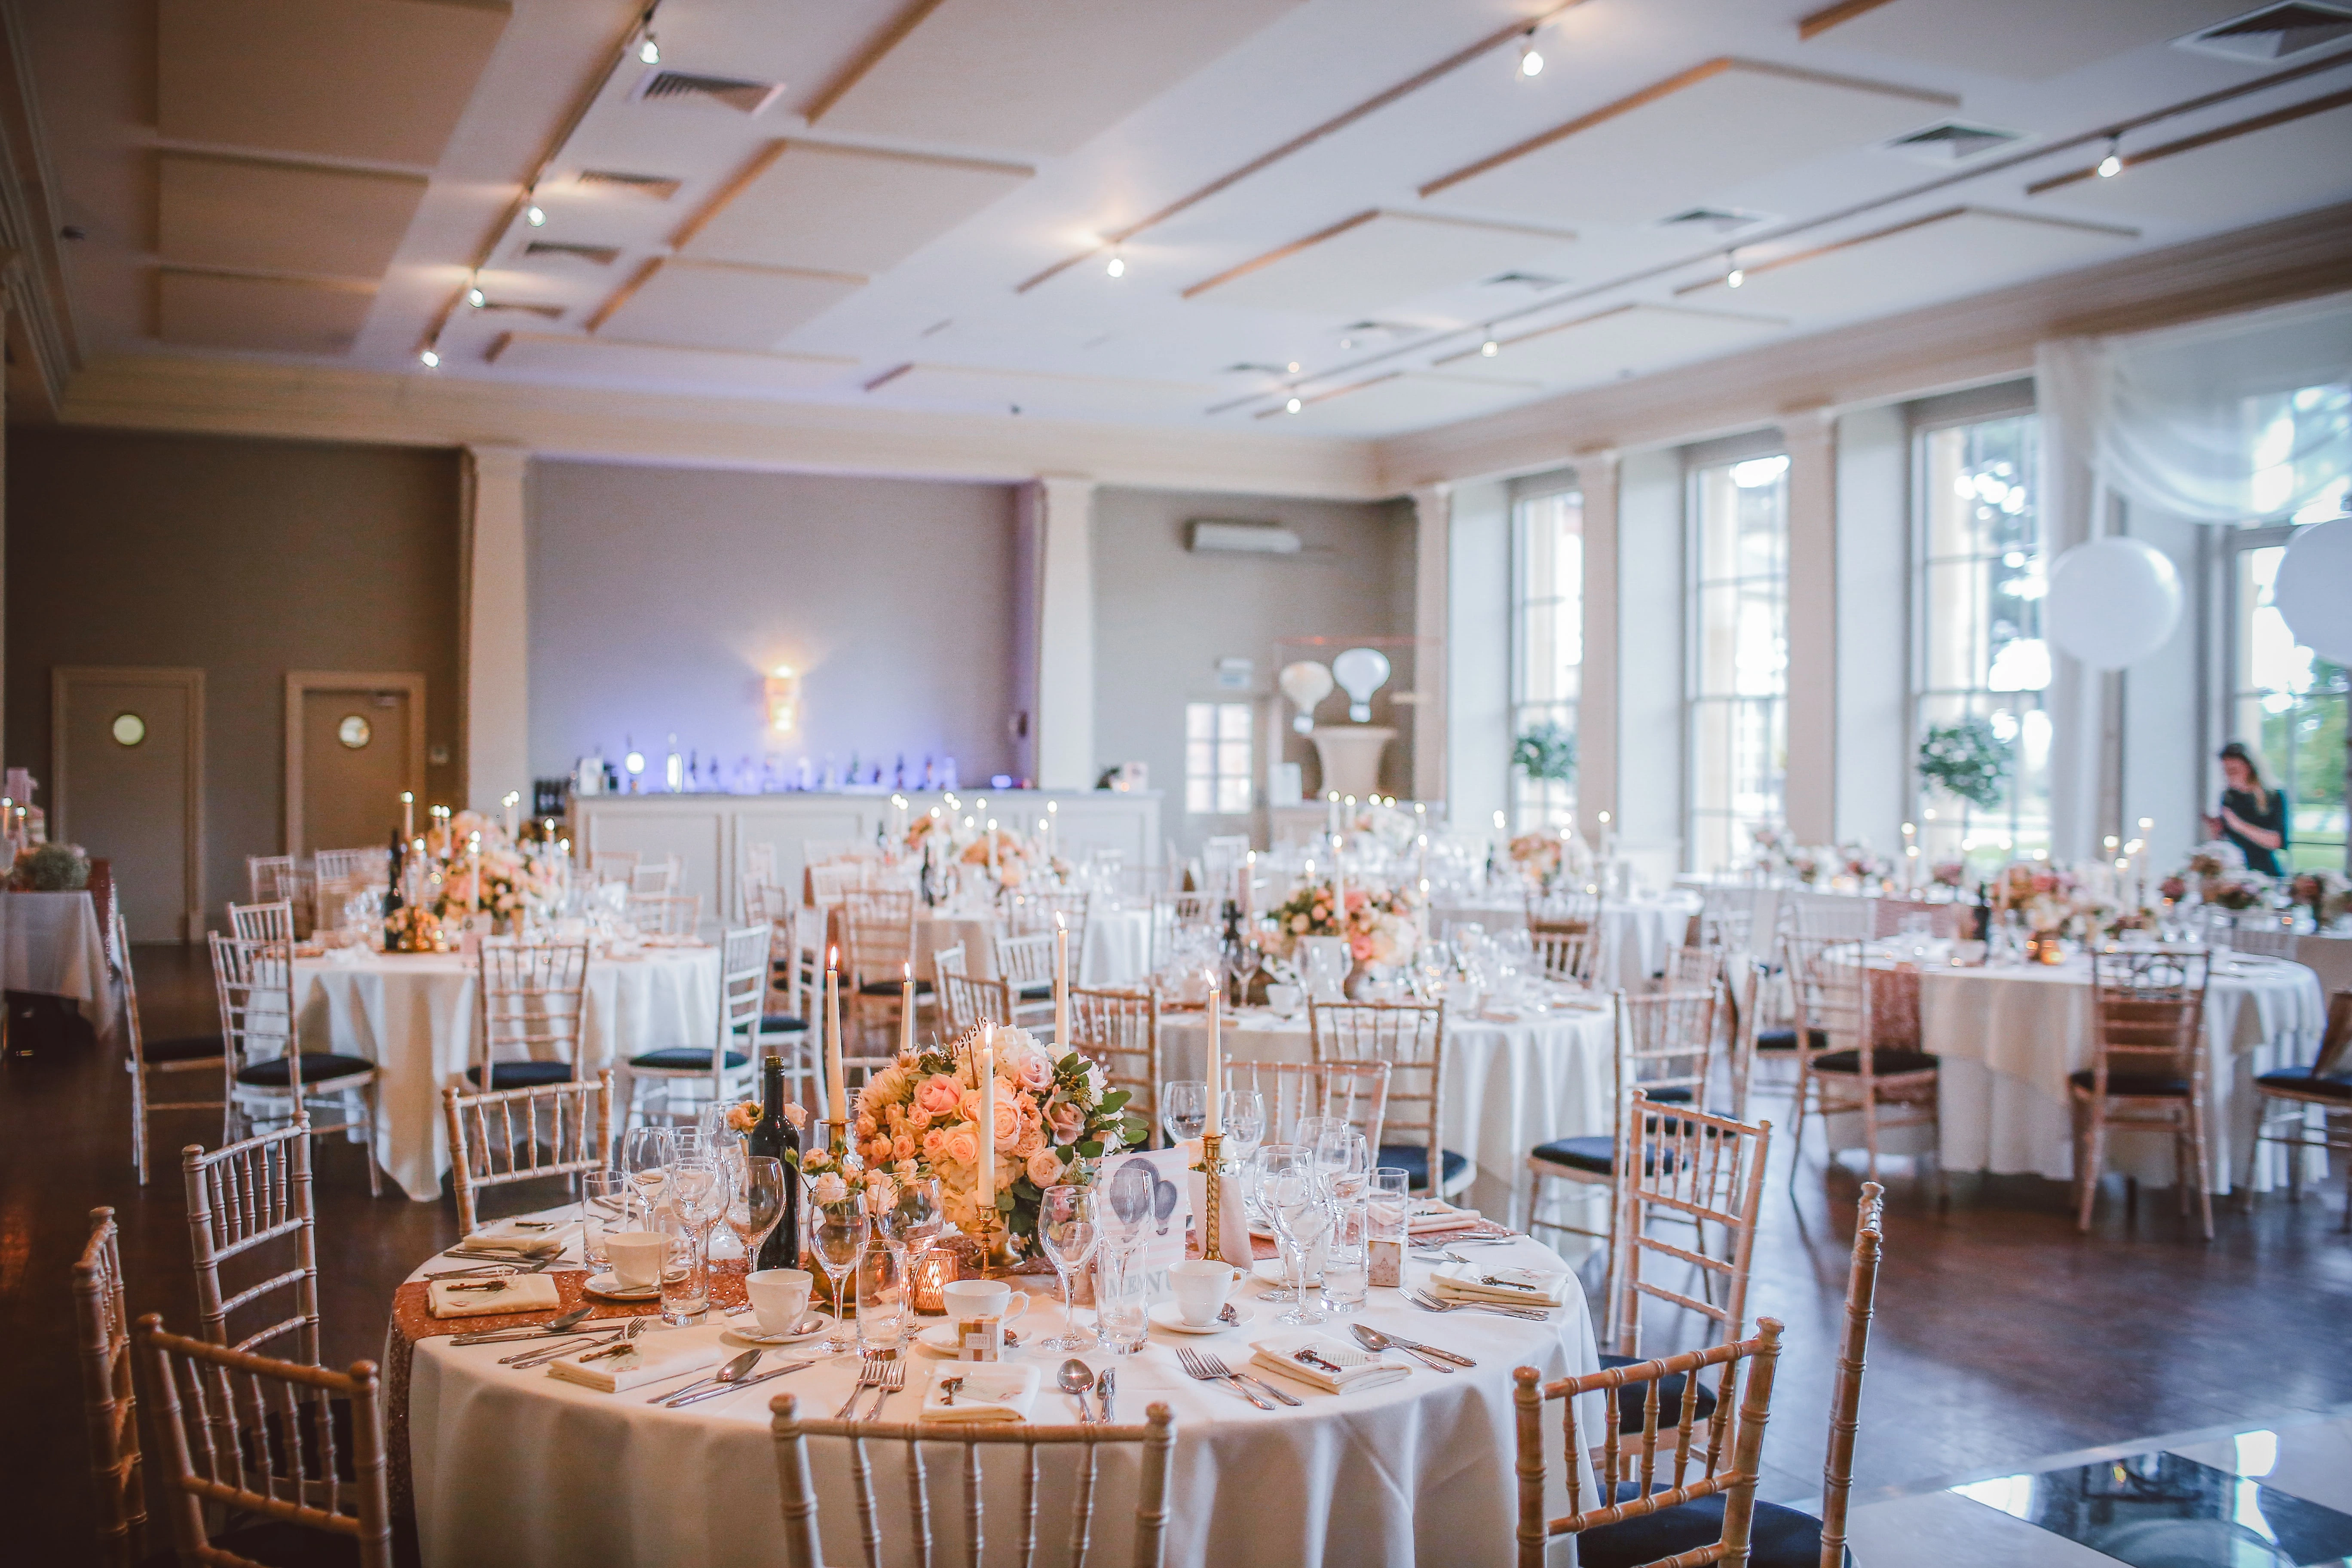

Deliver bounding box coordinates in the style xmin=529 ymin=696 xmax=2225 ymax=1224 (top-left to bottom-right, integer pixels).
xmin=746 ymin=1268 xmax=814 ymax=1335
xmin=940 ymin=1279 xmax=1031 ymax=1327
xmin=1264 ymin=983 xmax=1303 ymax=1014
xmin=605 ymin=1229 xmax=666 ymax=1290
xmin=1169 ymin=1259 xmax=1244 ymax=1326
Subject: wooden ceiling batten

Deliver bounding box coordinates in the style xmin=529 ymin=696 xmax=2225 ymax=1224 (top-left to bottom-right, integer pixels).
xmin=1181 ymin=210 xmax=1381 ymax=301
xmin=1798 ymin=0 xmax=1900 ymax=42
xmin=2024 ymin=83 xmax=2352 ymax=195
xmin=803 ymin=0 xmax=952 ymax=127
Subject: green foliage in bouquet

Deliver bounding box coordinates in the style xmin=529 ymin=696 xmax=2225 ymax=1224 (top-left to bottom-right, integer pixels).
xmin=1917 ymin=717 xmax=2012 ymax=809
xmin=9 ymin=842 xmax=90 ymax=891
xmin=1511 ymin=721 xmax=1578 ymax=784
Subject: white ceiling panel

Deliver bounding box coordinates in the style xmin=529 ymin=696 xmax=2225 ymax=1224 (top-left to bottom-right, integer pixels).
xmin=1799 ymin=0 xmax=2252 ymax=80
xmin=157 ymin=0 xmax=510 ymax=167
xmin=1676 ymin=207 xmax=2138 ymax=320
xmin=2030 ymin=101 xmax=2352 ymax=233
xmin=1439 ymin=302 xmax=1788 ymax=382
xmin=158 ymin=154 xmax=429 ymax=279
xmin=680 ymin=141 xmax=1032 ymax=276
xmin=487 ymin=332 xmax=854 ymax=394
xmin=809 ymin=0 xmax=1311 ymax=156
xmin=592 ymin=258 xmax=866 ymax=351
xmin=156 ymin=269 xmax=376 ymax=355
xmin=1423 ymin=59 xmax=1955 ymax=227
xmin=1188 ymin=210 xmax=1577 ymax=317
xmin=1263 ymin=371 xmax=1541 ymax=433
xmin=867 ymin=363 xmax=1213 ymax=419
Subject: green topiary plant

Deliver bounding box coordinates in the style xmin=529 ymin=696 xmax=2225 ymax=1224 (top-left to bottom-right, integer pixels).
xmin=1511 ymin=721 xmax=1578 ymax=784
xmin=1917 ymin=717 xmax=2013 ymax=810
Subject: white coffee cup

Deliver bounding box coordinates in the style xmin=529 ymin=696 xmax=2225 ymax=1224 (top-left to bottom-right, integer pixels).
xmin=1169 ymin=1259 xmax=1244 ymax=1326
xmin=940 ymin=1279 xmax=1030 ymax=1326
xmin=746 ymin=1268 xmax=814 ymax=1335
xmin=605 ymin=1229 xmax=666 ymax=1290
xmin=1265 ymin=983 xmax=1303 ymax=1014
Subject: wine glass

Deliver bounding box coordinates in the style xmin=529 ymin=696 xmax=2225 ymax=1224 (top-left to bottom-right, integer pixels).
xmin=622 ymin=1126 xmax=674 ymax=1216
xmin=1249 ymin=1142 xmax=1304 ymax=1302
xmin=668 ymin=1153 xmax=728 ymax=1306
xmin=1221 ymin=1089 xmax=1266 ymax=1167
xmin=1312 ymin=1126 xmax=1369 ymax=1197
xmin=1261 ymin=1148 xmax=1329 ymax=1326
xmin=1161 ymin=1081 xmax=1208 ymax=1146
xmin=725 ymin=1153 xmax=787 ymax=1271
xmin=811 ymin=1200 xmax=866 ymax=1354
xmin=1036 ymin=1185 xmax=1099 ymax=1351
xmin=892 ymin=1176 xmax=945 ymax=1302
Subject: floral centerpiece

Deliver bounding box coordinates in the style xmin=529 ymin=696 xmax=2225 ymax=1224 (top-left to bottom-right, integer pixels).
xmin=2289 ymin=870 xmax=2352 ymax=929
xmin=1929 ymin=860 xmax=1967 ymax=890
xmin=1507 ymin=832 xmax=1563 ymax=887
xmin=383 ymin=904 xmax=448 ymax=953
xmin=6 ymin=841 xmax=89 ymax=891
xmin=1259 ymin=882 xmax=1420 ymax=968
xmin=2160 ymin=842 xmax=2270 ymax=911
xmin=416 ymin=810 xmax=560 ymax=931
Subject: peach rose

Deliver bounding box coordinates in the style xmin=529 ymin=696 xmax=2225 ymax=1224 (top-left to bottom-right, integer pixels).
xmin=914 ymin=1073 xmax=962 ymax=1118
xmin=854 ymin=1114 xmax=879 ymax=1140
xmin=863 ymin=1135 xmax=894 ymax=1166
xmin=908 ymin=1105 xmax=933 ymax=1132
xmin=891 ymin=1133 xmax=916 ymax=1163
xmin=1025 ymin=1147 xmax=1063 ymax=1188
xmin=1045 ymin=1099 xmax=1087 ymax=1145
xmin=1008 ymin=1044 xmax=1054 ymax=1093
xmin=942 ymin=1128 xmax=980 ymax=1168
xmin=1014 ymin=1122 xmax=1044 ymax=1159
xmin=922 ymin=1128 xmax=949 ymax=1162
xmin=988 ymin=1097 xmax=1023 ymax=1151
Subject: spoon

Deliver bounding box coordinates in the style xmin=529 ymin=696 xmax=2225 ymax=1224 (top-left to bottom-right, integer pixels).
xmin=1350 ymin=1323 xmax=1455 ymax=1373
xmin=1058 ymin=1359 xmax=1097 ymax=1424
xmin=659 ymin=1348 xmax=764 ymax=1406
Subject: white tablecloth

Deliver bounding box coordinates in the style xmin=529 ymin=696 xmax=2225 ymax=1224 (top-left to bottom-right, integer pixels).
xmin=1433 ymin=896 xmax=1699 ymax=993
xmin=1158 ymin=1004 xmax=1617 ymax=1228
xmin=0 ymin=889 xmax=120 ymax=1044
xmin=401 ymin=1222 xmax=1601 ymax=1568
xmin=289 ymin=946 xmax=720 ymax=1201
xmin=910 ymin=906 xmax=1154 ymax=987
xmin=2288 ymin=931 xmax=2352 ymax=995
xmin=1921 ymin=955 xmax=2328 ymax=1193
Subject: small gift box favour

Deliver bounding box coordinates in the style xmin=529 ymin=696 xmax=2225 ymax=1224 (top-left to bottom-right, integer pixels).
xmin=956 ymin=1314 xmax=1004 ymax=1362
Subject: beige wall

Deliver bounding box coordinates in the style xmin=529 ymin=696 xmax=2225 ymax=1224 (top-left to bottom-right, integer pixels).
xmin=5 ymin=426 xmax=462 ymax=920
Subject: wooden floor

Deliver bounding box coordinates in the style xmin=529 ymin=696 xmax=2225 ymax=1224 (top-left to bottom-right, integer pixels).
xmin=6 ymin=943 xmax=2350 ymax=1562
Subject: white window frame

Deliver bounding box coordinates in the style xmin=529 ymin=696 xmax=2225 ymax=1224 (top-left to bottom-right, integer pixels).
xmin=1684 ymin=447 xmax=1790 ymax=874
xmin=1508 ymin=484 xmax=1583 ymax=832
xmin=1183 ymin=700 xmax=1254 ymax=817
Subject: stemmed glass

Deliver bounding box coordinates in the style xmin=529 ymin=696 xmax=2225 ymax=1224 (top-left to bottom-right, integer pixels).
xmin=667 ymin=1153 xmax=728 ymax=1315
xmin=1311 ymin=1125 xmax=1369 ymax=1197
xmin=1221 ymin=1090 xmax=1266 ymax=1167
xmin=1261 ymin=1148 xmax=1329 ymax=1326
xmin=1160 ymin=1081 xmax=1207 ymax=1146
xmin=1035 ymin=1185 xmax=1099 ymax=1351
xmin=811 ymin=1200 xmax=866 ymax=1354
xmin=724 ymin=1153 xmax=787 ymax=1270
xmin=622 ymin=1126 xmax=674 ymax=1217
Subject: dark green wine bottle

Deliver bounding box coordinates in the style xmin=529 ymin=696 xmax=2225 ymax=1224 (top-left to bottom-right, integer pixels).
xmin=749 ymin=1055 xmax=801 ymax=1270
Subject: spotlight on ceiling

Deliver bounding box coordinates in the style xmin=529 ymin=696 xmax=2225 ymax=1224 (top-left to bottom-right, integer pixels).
xmin=1725 ymin=251 xmax=1744 ymax=288
xmin=525 ymin=201 xmax=546 ymax=227
xmin=1480 ymin=335 xmax=1499 ymax=356
xmin=1518 ymin=30 xmax=1544 ymax=77
xmin=466 ymin=285 xmax=486 ymax=308
xmin=639 ymin=33 xmax=660 ymax=64
xmin=1106 ymin=250 xmax=1126 ymax=278
xmin=1285 ymin=396 xmax=1303 ymax=414
xmin=419 ymin=347 xmax=441 ymax=368
xmin=2097 ymin=135 xmax=2122 ymax=178
xmin=1286 ymin=360 xmax=1301 ymax=373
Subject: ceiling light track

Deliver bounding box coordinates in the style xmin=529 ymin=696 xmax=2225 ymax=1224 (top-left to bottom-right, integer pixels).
xmin=1013 ymin=0 xmax=1588 ymax=294
xmin=2029 ymin=82 xmax=2352 ymax=197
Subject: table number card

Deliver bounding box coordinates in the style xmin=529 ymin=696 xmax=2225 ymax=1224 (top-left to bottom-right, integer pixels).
xmin=1102 ymin=1147 xmax=1191 ymax=1304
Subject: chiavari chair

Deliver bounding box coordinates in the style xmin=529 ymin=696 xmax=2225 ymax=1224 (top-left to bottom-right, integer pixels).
xmin=74 ymin=1208 xmax=145 ymax=1567
xmin=1005 ymin=887 xmax=1092 ymax=949
xmin=1066 ymin=985 xmax=1162 ymax=1142
xmin=244 ymin=858 xmax=314 ymax=935
xmin=936 ymin=961 xmax=1015 ymax=1044
xmin=1528 ymin=888 xmax=1601 ymax=930
xmin=1149 ymin=892 xmax=1217 ymax=969
xmin=1231 ymin=1058 xmax=1390 ymax=1152
xmin=1509 ymin=1320 xmax=1784 ymax=1568
xmin=183 ymin=1118 xmax=322 ymax=1363
xmin=808 ymin=861 xmax=864 ymax=910
xmin=1531 ymin=925 xmax=1605 ymax=987
xmin=1309 ymin=1000 xmax=1467 ymax=1198
xmin=228 ymin=897 xmax=296 ymax=946
xmin=466 ymin=936 xmax=591 ymax=1090
xmin=310 ymin=846 xmax=384 ymax=931
xmin=745 ymin=884 xmax=815 ymax=1099
xmin=589 ymin=848 xmax=640 ymax=882
xmin=991 ymin=931 xmax=1059 ymax=1033
xmin=1694 ymin=885 xmax=1758 ymax=957
xmin=2073 ymin=947 xmax=2214 ymax=1240
xmin=1870 ymin=897 xmax=1956 ymax=940
xmin=770 ymin=1392 xmax=1177 ymax=1568
xmin=2226 ymin=923 xmax=2300 ymax=961
xmin=2250 ymin=988 xmax=2352 ymax=1230
xmin=741 ymin=839 xmax=778 ymax=894
xmin=119 ymin=905 xmax=225 ymax=1183
xmin=844 ymin=887 xmax=924 ymax=1050
xmin=444 ymin=1070 xmax=615 ymax=1236
xmin=626 ymin=925 xmax=767 ymax=1125
xmin=1661 ymin=944 xmax=1724 ymax=994
xmin=211 ymin=933 xmax=381 ymax=1194
xmin=141 ymin=1317 xmax=393 ymax=1568
xmin=628 ymin=857 xmax=681 ymax=895
xmin=1785 ymin=934 xmax=1937 ymax=1190
xmin=625 ymin=891 xmax=702 ymax=939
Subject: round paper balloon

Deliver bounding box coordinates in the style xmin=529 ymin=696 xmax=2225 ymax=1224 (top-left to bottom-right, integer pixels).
xmin=2044 ymin=537 xmax=2183 ymax=671
xmin=1278 ymin=661 xmax=1334 ymax=733
xmin=2272 ymin=515 xmax=2352 ymax=665
xmin=1331 ymin=646 xmax=1393 ymax=722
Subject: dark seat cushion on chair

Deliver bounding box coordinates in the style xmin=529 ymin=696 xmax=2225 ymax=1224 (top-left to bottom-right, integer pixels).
xmin=461 ymin=1060 xmax=575 ymax=1090
xmin=1577 ymin=1484 xmax=1837 ymax=1568
xmin=1640 ymin=1085 xmax=1694 ymax=1104
xmin=760 ymin=1014 xmax=808 ymax=1035
xmin=2254 ymin=1066 xmax=2352 ymax=1100
xmin=857 ymin=978 xmax=933 ymax=997
xmin=631 ymin=1047 xmax=749 ymax=1071
xmin=1016 ymin=982 xmax=1054 ymax=1001
xmin=2068 ymin=1067 xmax=2190 ymax=1097
xmin=145 ymin=1034 xmax=224 ymax=1063
xmin=142 ymin=1518 xmax=365 ymax=1568
xmin=1596 ymin=1353 xmax=1719 ymax=1435
xmin=1815 ymin=1047 xmax=1938 ymax=1077
xmin=1376 ymin=1144 xmax=1471 ymax=1190
xmin=1531 ymin=1135 xmax=1615 ymax=1174
xmin=233 ymin=1054 xmax=374 ymax=1089
xmin=1755 ymin=1027 xmax=1827 ymax=1053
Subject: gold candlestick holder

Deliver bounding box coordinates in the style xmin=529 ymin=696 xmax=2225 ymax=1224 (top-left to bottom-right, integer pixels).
xmin=826 ymin=1119 xmax=848 ymax=1162
xmin=1199 ymin=1130 xmax=1226 ymax=1262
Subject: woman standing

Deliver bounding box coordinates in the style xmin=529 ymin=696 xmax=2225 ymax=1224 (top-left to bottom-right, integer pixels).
xmin=2202 ymin=741 xmax=2289 ymax=876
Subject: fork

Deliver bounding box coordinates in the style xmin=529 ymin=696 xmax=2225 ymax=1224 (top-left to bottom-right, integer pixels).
xmin=1404 ymin=1287 xmax=1550 ymax=1322
xmin=1176 ymin=1347 xmax=1272 ymax=1410
xmin=863 ymin=1360 xmax=906 ymax=1420
xmin=508 ymin=1316 xmax=647 ymax=1369
xmin=1197 ymin=1350 xmax=1301 ymax=1407
xmin=835 ymin=1357 xmax=886 ymax=1420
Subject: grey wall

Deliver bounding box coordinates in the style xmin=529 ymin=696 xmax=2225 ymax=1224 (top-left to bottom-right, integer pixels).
xmin=1447 ymin=479 xmax=1510 ymax=836
xmin=528 ymin=461 xmax=1021 ymax=789
xmin=5 ymin=426 xmax=463 ymax=919
xmin=1091 ymin=487 xmax=1415 ymax=858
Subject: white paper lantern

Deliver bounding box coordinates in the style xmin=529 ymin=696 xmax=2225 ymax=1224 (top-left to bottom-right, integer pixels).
xmin=1278 ymin=661 xmax=1333 ymax=734
xmin=2272 ymin=515 xmax=2352 ymax=665
xmin=1331 ymin=647 xmax=1393 ymax=722
xmin=2044 ymin=537 xmax=2183 ymax=670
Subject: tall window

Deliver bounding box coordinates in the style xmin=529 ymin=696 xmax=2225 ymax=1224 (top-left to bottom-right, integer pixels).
xmin=1687 ymin=454 xmax=1788 ymax=872
xmin=1914 ymin=414 xmax=2051 ymax=866
xmin=1184 ymin=701 xmax=1252 ymax=815
xmin=1510 ymin=488 xmax=1583 ymax=828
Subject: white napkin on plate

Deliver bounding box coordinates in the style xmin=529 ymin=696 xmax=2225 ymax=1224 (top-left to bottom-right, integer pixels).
xmin=454 ymin=1222 xmax=566 ymax=1259
xmin=426 ymin=1274 xmax=563 ymax=1319
xmin=1428 ymin=1261 xmax=1572 ymax=1307
xmin=1406 ymin=1202 xmax=1488 ymax=1237
xmin=1249 ymin=1329 xmax=1409 ymax=1394
xmin=545 ymin=1326 xmax=723 ymax=1393
xmin=922 ymin=1363 xmax=1039 ymax=1423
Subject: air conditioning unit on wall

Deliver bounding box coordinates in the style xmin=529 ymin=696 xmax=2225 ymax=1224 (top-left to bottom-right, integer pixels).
xmin=1188 ymin=520 xmax=1301 ymax=554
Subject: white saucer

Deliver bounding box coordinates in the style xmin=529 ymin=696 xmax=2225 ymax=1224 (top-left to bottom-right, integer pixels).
xmin=913 ymin=1322 xmax=1029 ymax=1357
xmin=722 ymin=1311 xmax=836 ymax=1346
xmin=1148 ymin=1301 xmax=1250 ymax=1335
xmin=1253 ymin=1259 xmax=1321 ymax=1289
xmin=582 ymin=1272 xmax=660 ymax=1301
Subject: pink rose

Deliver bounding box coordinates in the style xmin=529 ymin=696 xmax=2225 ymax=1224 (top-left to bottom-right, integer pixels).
xmin=854 ymin=1114 xmax=878 ymax=1140
xmin=1008 ymin=1045 xmax=1054 ymax=1093
xmin=863 ymin=1136 xmax=893 ymax=1165
xmin=988 ymin=1098 xmax=1023 ymax=1151
xmin=1025 ymin=1147 xmax=1063 ymax=1187
xmin=782 ymin=1103 xmax=807 ymax=1131
xmin=922 ymin=1128 xmax=948 ymax=1162
xmin=892 ymin=1133 xmax=916 ymax=1162
xmin=914 ymin=1074 xmax=962 ymax=1118
xmin=942 ymin=1128 xmax=980 ymax=1168
xmin=1045 ymin=1099 xmax=1087 ymax=1145
xmin=908 ymin=1105 xmax=933 ymax=1132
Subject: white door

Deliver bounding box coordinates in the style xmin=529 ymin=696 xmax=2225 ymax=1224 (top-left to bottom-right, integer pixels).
xmin=54 ymin=668 xmax=204 ymax=941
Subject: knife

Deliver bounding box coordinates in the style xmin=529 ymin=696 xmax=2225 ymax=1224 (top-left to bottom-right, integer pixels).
xmin=1372 ymin=1329 xmax=1476 ymax=1368
xmin=653 ymin=1347 xmax=762 ymax=1404
xmin=1097 ymin=1366 xmax=1115 ymax=1424
xmin=665 ymin=1362 xmax=813 ymax=1408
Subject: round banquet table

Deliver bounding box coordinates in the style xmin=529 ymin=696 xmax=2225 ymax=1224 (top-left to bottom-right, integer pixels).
xmin=904 ymin=905 xmax=1154 ymax=987
xmin=288 ymin=944 xmax=721 ymax=1202
xmin=1158 ymin=1001 xmax=1617 ymax=1229
xmin=392 ymin=1211 xmax=1602 ymax=1568
xmin=1432 ymin=894 xmax=1699 ymax=992
xmin=1917 ymin=949 xmax=2328 ymax=1193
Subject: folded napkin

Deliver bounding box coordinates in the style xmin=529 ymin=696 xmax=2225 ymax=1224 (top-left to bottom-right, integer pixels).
xmin=1406 ymin=1202 xmax=1488 ymax=1237
xmin=1249 ymin=1329 xmax=1410 ymax=1395
xmin=426 ymin=1273 xmax=563 ymax=1319
xmin=1427 ymin=1261 xmax=1572 ymax=1308
xmin=454 ymin=1224 xmax=565 ymax=1259
xmin=545 ymin=1327 xmax=724 ymax=1394
xmin=922 ymin=1363 xmax=1040 ymax=1423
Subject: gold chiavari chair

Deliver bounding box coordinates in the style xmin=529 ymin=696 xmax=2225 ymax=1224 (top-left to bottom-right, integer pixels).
xmin=119 ymin=905 xmax=226 ymax=1183
xmin=211 ymin=933 xmax=381 ymax=1194
xmin=444 ymin=1070 xmax=615 ymax=1237
xmin=1694 ymin=885 xmax=1758 ymax=957
xmin=626 ymin=924 xmax=767 ymax=1124
xmin=936 ymin=960 xmax=1014 ymax=1044
xmin=1005 ymin=887 xmax=1092 ymax=948
xmin=2073 ymin=947 xmax=2214 ymax=1240
xmin=141 ymin=1317 xmax=393 ymax=1568
xmin=589 ymin=848 xmax=641 ymax=883
xmin=310 ymin=846 xmax=383 ymax=933
xmin=844 ymin=887 xmax=924 ymax=1049
xmin=2250 ymin=988 xmax=2352 ymax=1231
xmin=628 ymin=857 xmax=681 ymax=895
xmin=1785 ymin=934 xmax=1938 ymax=1189
xmin=1066 ymin=985 xmax=1162 ymax=1142
xmin=75 ymin=1208 xmax=145 ymax=1568
xmin=182 ymin=1118 xmax=322 ymax=1363
xmin=991 ymin=931 xmax=1059 ymax=1033
xmin=466 ymin=936 xmax=591 ymax=1090
xmin=1531 ymin=924 xmax=1605 ymax=988
xmin=1725 ymin=961 xmax=1764 ymax=1125
xmin=746 ymin=885 xmax=815 ymax=1099
xmin=228 ymin=897 xmax=296 ymax=946
xmin=1149 ymin=892 xmax=1217 ymax=969
xmin=626 ymin=891 xmax=702 ymax=938
xmin=1528 ymin=888 xmax=1601 ymax=929
xmin=243 ymin=860 xmax=314 ymax=936
xmin=770 ymin=1393 xmax=1177 ymax=1568
xmin=1231 ymin=1058 xmax=1390 ymax=1153
xmin=1309 ymin=1000 xmax=1468 ymax=1198
xmin=1510 ymin=1320 xmax=1784 ymax=1568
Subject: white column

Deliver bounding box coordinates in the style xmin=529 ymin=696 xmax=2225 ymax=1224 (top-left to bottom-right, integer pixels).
xmin=1028 ymin=476 xmax=1096 ymax=791
xmin=1833 ymin=406 xmax=1909 ymax=848
xmin=1784 ymin=410 xmax=1839 ymax=845
xmin=1616 ymin=450 xmax=1684 ymax=862
xmin=1409 ymin=484 xmax=1450 ymax=807
xmin=1577 ymin=453 xmax=1620 ymax=846
xmin=1446 ymin=480 xmax=1510 ymax=834
xmin=461 ymin=446 xmax=531 ymax=815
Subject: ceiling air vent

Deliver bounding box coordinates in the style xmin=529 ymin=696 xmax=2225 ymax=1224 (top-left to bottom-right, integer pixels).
xmin=1656 ymin=207 xmax=1773 ymax=236
xmin=1882 ymin=120 xmax=2031 ymax=163
xmin=2176 ymin=2 xmax=2352 ymax=61
xmin=1221 ymin=361 xmax=1292 ymax=375
xmin=1480 ymin=270 xmax=1567 ymax=291
xmin=521 ymin=241 xmax=622 ymax=266
xmin=575 ymin=170 xmax=683 ymax=201
xmin=631 ymin=70 xmax=784 ymax=116
xmin=1334 ymin=320 xmax=1416 ymax=350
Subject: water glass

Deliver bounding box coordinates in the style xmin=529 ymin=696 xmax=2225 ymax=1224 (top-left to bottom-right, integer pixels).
xmin=1322 ymin=1197 xmax=1370 ymax=1315
xmin=655 ymin=1209 xmax=707 ymax=1325
xmin=1161 ymin=1081 xmax=1208 ymax=1145
xmin=1093 ymin=1238 xmax=1152 ymax=1355
xmin=1368 ymin=1167 xmax=1411 ymax=1243
xmin=582 ymin=1171 xmax=633 ymax=1274
xmin=855 ymin=1241 xmax=911 ymax=1352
